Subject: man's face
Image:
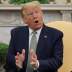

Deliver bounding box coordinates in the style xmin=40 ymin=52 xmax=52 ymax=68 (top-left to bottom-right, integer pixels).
xmin=22 ymin=6 xmax=43 ymax=30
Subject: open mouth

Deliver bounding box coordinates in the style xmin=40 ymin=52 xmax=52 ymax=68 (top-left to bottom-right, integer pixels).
xmin=34 ymin=20 xmax=38 ymax=23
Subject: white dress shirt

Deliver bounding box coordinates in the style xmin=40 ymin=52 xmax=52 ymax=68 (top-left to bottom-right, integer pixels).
xmin=29 ymin=27 xmax=42 ymax=49
xmin=29 ymin=27 xmax=42 ymax=69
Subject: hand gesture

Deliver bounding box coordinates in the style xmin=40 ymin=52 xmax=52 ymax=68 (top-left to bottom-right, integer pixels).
xmin=15 ymin=49 xmax=25 ymax=68
xmin=30 ymin=49 xmax=38 ymax=68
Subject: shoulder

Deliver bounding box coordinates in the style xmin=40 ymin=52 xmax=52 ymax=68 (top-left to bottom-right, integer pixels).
xmin=44 ymin=25 xmax=63 ymax=37
xmin=11 ymin=26 xmax=28 ymax=33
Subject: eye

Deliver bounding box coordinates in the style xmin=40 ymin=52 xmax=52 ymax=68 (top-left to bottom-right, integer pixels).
xmin=27 ymin=12 xmax=33 ymax=16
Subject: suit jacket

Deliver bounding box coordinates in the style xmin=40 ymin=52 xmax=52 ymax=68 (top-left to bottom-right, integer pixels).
xmin=5 ymin=25 xmax=63 ymax=72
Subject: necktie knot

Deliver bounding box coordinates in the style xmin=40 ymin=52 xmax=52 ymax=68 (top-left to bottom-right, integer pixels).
xmin=32 ymin=31 xmax=37 ymax=35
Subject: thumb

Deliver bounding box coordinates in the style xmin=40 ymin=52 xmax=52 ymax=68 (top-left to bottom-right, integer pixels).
xmin=17 ymin=52 xmax=20 ymax=56
xmin=30 ymin=49 xmax=34 ymax=55
xmin=30 ymin=49 xmax=36 ymax=57
xmin=22 ymin=49 xmax=25 ymax=55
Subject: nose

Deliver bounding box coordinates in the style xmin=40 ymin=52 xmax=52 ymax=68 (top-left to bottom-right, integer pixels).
xmin=33 ymin=12 xmax=37 ymax=18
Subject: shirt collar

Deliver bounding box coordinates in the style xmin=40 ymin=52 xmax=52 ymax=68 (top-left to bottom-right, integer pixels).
xmin=29 ymin=27 xmax=42 ymax=35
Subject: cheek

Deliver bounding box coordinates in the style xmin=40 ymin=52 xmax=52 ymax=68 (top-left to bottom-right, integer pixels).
xmin=27 ymin=16 xmax=33 ymax=21
xmin=38 ymin=13 xmax=43 ymax=20
xmin=26 ymin=18 xmax=33 ymax=24
xmin=38 ymin=16 xmax=43 ymax=22
xmin=24 ymin=17 xmax=31 ymax=22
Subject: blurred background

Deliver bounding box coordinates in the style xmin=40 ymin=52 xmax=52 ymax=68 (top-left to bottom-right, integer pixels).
xmin=0 ymin=0 xmax=72 ymax=72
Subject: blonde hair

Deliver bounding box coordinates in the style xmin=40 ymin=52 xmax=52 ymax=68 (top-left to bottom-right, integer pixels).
xmin=21 ymin=1 xmax=41 ymax=17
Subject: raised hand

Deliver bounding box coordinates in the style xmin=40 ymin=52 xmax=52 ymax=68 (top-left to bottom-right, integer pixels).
xmin=15 ymin=49 xmax=25 ymax=68
xmin=30 ymin=49 xmax=38 ymax=68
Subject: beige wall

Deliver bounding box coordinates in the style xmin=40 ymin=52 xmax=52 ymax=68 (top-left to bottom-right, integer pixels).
xmin=48 ymin=21 xmax=72 ymax=72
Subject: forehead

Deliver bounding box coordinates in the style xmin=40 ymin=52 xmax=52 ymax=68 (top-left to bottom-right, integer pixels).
xmin=23 ymin=5 xmax=41 ymax=13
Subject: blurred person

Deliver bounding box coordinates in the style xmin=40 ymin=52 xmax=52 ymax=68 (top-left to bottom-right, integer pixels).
xmin=5 ymin=1 xmax=63 ymax=72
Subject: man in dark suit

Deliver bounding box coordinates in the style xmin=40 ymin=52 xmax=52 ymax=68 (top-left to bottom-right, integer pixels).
xmin=5 ymin=1 xmax=63 ymax=72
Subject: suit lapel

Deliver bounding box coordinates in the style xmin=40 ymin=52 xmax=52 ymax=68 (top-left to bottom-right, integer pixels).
xmin=36 ymin=25 xmax=48 ymax=55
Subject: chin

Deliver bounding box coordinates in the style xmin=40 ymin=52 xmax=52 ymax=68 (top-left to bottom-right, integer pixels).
xmin=34 ymin=26 xmax=42 ymax=30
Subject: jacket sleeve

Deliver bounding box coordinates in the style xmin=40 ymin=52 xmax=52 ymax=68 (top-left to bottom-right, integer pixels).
xmin=5 ymin=29 xmax=17 ymax=71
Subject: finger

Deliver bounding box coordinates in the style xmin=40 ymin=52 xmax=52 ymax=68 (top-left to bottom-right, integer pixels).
xmin=22 ymin=49 xmax=25 ymax=55
xmin=31 ymin=52 xmax=37 ymax=59
xmin=30 ymin=49 xmax=36 ymax=56
xmin=30 ymin=61 xmax=35 ymax=64
xmin=15 ymin=56 xmax=18 ymax=60
xmin=17 ymin=52 xmax=20 ymax=56
xmin=30 ymin=50 xmax=37 ymax=60
xmin=31 ymin=57 xmax=37 ymax=62
xmin=30 ymin=60 xmax=37 ymax=68
xmin=30 ymin=49 xmax=34 ymax=53
xmin=16 ymin=59 xmax=19 ymax=63
xmin=30 ymin=49 xmax=35 ymax=57
xmin=30 ymin=55 xmax=37 ymax=63
xmin=33 ymin=53 xmax=37 ymax=58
